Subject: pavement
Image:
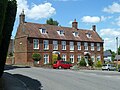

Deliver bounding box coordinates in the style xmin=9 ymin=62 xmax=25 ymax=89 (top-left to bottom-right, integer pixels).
xmin=0 ymin=72 xmax=28 ymax=90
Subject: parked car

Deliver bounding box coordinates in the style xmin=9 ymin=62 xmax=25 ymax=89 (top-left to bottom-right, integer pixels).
xmin=102 ymin=64 xmax=116 ymax=71
xmin=53 ymin=60 xmax=72 ymax=69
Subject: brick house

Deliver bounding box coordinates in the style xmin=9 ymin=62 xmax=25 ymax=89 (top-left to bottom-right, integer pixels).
xmin=14 ymin=11 xmax=104 ymax=65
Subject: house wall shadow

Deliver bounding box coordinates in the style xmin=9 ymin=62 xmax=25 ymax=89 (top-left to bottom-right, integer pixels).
xmin=13 ymin=74 xmax=43 ymax=90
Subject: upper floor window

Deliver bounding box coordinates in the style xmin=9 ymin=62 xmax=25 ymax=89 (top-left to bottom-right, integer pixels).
xmin=97 ymin=43 xmax=100 ymax=51
xmin=57 ymin=30 xmax=64 ymax=36
xmin=62 ymin=41 xmax=66 ymax=50
xmin=91 ymin=43 xmax=94 ymax=51
xmin=86 ymin=32 xmax=92 ymax=38
xmin=77 ymin=42 xmax=81 ymax=50
xmin=62 ymin=54 xmax=66 ymax=61
xmin=73 ymin=32 xmax=79 ymax=37
xmin=53 ymin=41 xmax=58 ymax=50
xmin=39 ymin=28 xmax=47 ymax=34
xmin=43 ymin=40 xmax=49 ymax=50
xmin=84 ymin=42 xmax=88 ymax=51
xmin=33 ymin=39 xmax=39 ymax=49
xmin=70 ymin=41 xmax=74 ymax=50
xmin=44 ymin=54 xmax=49 ymax=64
xmin=70 ymin=54 xmax=74 ymax=63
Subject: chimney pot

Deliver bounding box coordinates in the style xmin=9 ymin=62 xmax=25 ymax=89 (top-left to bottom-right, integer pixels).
xmin=92 ymin=25 xmax=96 ymax=31
xmin=72 ymin=19 xmax=78 ymax=29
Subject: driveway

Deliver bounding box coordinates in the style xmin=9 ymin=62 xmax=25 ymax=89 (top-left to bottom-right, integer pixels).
xmin=5 ymin=66 xmax=120 ymax=90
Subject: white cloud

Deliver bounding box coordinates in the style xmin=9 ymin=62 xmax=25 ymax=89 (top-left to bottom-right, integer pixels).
xmin=81 ymin=16 xmax=100 ymax=23
xmin=17 ymin=0 xmax=56 ymax=20
xmin=103 ymin=2 xmax=120 ymax=13
xmin=81 ymin=16 xmax=113 ymax=23
xmin=99 ymin=28 xmax=120 ymax=51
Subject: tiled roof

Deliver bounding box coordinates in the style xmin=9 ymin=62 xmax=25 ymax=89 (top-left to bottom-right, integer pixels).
xmin=18 ymin=22 xmax=103 ymax=42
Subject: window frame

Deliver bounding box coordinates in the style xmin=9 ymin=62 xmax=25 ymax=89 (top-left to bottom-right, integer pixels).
xmin=91 ymin=43 xmax=94 ymax=51
xmin=43 ymin=40 xmax=49 ymax=50
xmin=53 ymin=40 xmax=58 ymax=50
xmin=44 ymin=54 xmax=49 ymax=64
xmin=33 ymin=39 xmax=39 ymax=49
xmin=70 ymin=41 xmax=74 ymax=50
xmin=62 ymin=41 xmax=66 ymax=50
xmin=70 ymin=54 xmax=74 ymax=63
xmin=84 ymin=42 xmax=88 ymax=51
xmin=77 ymin=42 xmax=81 ymax=50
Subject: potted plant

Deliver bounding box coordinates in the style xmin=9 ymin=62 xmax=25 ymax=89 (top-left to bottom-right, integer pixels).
xmin=32 ymin=53 xmax=42 ymax=66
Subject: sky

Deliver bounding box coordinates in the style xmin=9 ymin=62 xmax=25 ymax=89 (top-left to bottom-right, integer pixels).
xmin=13 ymin=0 xmax=120 ymax=52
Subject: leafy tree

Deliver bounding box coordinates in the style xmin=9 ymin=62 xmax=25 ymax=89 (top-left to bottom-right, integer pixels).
xmin=79 ymin=57 xmax=86 ymax=66
xmin=46 ymin=18 xmax=59 ymax=26
xmin=118 ymin=46 xmax=120 ymax=55
xmin=0 ymin=0 xmax=8 ymax=45
xmin=0 ymin=0 xmax=17 ymax=77
xmin=107 ymin=49 xmax=116 ymax=61
xmin=32 ymin=53 xmax=42 ymax=61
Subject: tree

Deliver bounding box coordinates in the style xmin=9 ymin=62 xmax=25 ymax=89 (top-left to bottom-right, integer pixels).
xmin=46 ymin=18 xmax=59 ymax=26
xmin=107 ymin=49 xmax=116 ymax=61
xmin=0 ymin=0 xmax=17 ymax=77
xmin=79 ymin=57 xmax=86 ymax=66
xmin=0 ymin=0 xmax=8 ymax=46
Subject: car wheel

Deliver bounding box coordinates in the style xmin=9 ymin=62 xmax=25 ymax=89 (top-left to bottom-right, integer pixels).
xmin=58 ymin=66 xmax=62 ymax=69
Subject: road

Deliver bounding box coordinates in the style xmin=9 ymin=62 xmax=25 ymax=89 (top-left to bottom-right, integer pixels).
xmin=5 ymin=66 xmax=120 ymax=90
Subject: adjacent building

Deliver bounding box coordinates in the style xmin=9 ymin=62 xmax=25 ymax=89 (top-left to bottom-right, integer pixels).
xmin=14 ymin=11 xmax=104 ymax=65
xmin=104 ymin=50 xmax=112 ymax=63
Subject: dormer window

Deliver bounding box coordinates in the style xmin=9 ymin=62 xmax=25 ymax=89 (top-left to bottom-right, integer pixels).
xmin=39 ymin=28 xmax=47 ymax=34
xmin=86 ymin=32 xmax=92 ymax=38
xmin=73 ymin=32 xmax=79 ymax=37
xmin=57 ymin=30 xmax=64 ymax=36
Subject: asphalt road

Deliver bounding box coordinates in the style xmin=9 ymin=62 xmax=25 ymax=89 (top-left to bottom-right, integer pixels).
xmin=5 ymin=66 xmax=120 ymax=90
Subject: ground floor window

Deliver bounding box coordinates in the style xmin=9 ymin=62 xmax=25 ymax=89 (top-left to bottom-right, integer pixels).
xmin=91 ymin=55 xmax=95 ymax=62
xmin=70 ymin=55 xmax=74 ymax=63
xmin=97 ymin=55 xmax=101 ymax=61
xmin=77 ymin=55 xmax=81 ymax=63
xmin=62 ymin=54 xmax=66 ymax=61
xmin=44 ymin=54 xmax=49 ymax=64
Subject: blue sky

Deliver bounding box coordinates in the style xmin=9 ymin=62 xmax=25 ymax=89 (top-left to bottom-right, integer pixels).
xmin=14 ymin=0 xmax=120 ymax=51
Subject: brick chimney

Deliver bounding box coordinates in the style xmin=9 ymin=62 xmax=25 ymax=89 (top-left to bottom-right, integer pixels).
xmin=19 ymin=9 xmax=25 ymax=24
xmin=92 ymin=25 xmax=96 ymax=31
xmin=72 ymin=19 xmax=78 ymax=29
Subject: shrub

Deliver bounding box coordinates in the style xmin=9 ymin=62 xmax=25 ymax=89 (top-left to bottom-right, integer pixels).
xmin=79 ymin=57 xmax=86 ymax=66
xmin=95 ymin=60 xmax=102 ymax=67
xmin=32 ymin=53 xmax=42 ymax=61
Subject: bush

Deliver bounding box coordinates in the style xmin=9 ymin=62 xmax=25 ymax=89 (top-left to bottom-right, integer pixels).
xmin=95 ymin=60 xmax=102 ymax=67
xmin=79 ymin=57 xmax=86 ymax=66
xmin=32 ymin=53 xmax=42 ymax=61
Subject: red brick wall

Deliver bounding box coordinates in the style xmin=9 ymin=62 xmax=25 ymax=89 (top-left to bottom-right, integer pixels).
xmin=14 ymin=36 xmax=28 ymax=64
